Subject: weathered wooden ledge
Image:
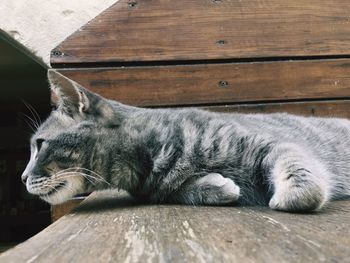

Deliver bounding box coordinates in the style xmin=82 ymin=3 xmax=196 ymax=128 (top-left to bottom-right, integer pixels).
xmin=1 ymin=190 xmax=349 ymax=263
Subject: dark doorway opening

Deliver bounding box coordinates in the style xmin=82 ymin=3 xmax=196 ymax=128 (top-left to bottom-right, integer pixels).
xmin=0 ymin=35 xmax=51 ymax=253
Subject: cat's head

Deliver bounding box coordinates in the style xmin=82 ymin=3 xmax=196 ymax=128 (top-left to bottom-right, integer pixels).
xmin=21 ymin=70 xmax=119 ymax=204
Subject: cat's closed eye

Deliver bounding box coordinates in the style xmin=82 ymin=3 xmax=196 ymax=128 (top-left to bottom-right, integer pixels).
xmin=51 ymin=104 xmax=57 ymax=111
xmin=36 ymin=138 xmax=45 ymax=152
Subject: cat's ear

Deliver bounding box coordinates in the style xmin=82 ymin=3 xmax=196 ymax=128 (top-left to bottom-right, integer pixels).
xmin=47 ymin=69 xmax=122 ymax=126
xmin=48 ymin=69 xmax=89 ymax=113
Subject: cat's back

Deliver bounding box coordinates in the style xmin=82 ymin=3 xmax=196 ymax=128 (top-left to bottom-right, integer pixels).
xmin=123 ymin=108 xmax=350 ymax=179
xmin=125 ymin=108 xmax=350 ymax=144
xmin=237 ymin=112 xmax=350 ymax=143
xmin=152 ymin=109 xmax=350 ymax=162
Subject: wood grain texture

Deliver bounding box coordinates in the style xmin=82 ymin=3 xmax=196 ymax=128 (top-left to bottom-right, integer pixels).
xmin=1 ymin=190 xmax=349 ymax=263
xmin=206 ymin=100 xmax=350 ymax=119
xmin=58 ymin=59 xmax=350 ymax=107
xmin=51 ymin=0 xmax=350 ymax=64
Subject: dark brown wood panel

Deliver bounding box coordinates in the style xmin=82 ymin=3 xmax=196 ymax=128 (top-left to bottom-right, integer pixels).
xmin=206 ymin=100 xmax=350 ymax=119
xmin=1 ymin=190 xmax=349 ymax=262
xmin=52 ymin=0 xmax=350 ymax=64
xmin=59 ymin=59 xmax=350 ymax=107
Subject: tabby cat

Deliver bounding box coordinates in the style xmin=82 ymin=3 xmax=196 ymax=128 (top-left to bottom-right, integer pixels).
xmin=21 ymin=70 xmax=350 ymax=212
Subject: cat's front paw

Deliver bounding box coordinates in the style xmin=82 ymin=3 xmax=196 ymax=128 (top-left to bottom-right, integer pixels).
xmin=198 ymin=173 xmax=240 ymax=204
xmin=269 ymin=177 xmax=328 ymax=212
xmin=219 ymin=176 xmax=241 ymax=203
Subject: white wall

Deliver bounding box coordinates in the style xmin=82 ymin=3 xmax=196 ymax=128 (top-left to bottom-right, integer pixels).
xmin=0 ymin=0 xmax=119 ymax=67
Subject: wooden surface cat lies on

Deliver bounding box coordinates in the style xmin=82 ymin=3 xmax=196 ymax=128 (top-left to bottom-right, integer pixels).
xmin=1 ymin=190 xmax=349 ymax=263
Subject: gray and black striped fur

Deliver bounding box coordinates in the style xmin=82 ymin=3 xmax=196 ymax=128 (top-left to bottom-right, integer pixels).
xmin=21 ymin=70 xmax=350 ymax=212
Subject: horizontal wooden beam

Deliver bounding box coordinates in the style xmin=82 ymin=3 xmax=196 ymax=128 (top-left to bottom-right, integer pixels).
xmin=58 ymin=59 xmax=350 ymax=107
xmin=206 ymin=100 xmax=350 ymax=119
xmin=1 ymin=190 xmax=349 ymax=262
xmin=52 ymin=0 xmax=350 ymax=64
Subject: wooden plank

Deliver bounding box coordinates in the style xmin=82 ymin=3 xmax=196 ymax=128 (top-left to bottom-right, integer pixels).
xmin=58 ymin=59 xmax=350 ymax=107
xmin=206 ymin=100 xmax=350 ymax=119
xmin=51 ymin=0 xmax=350 ymax=64
xmin=51 ymin=198 xmax=85 ymax=222
xmin=1 ymin=190 xmax=349 ymax=262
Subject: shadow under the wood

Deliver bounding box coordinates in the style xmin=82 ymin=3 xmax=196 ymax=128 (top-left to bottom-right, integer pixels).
xmin=75 ymin=193 xmax=145 ymax=213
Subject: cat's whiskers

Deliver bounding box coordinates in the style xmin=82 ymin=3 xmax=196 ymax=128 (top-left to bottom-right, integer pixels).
xmin=44 ymin=183 xmax=59 ymax=193
xmin=44 ymin=179 xmax=75 ymax=193
xmin=55 ymin=167 xmax=110 ymax=185
xmin=22 ymin=118 xmax=36 ymax=132
xmin=53 ymin=169 xmax=110 ymax=186
xmin=53 ymin=172 xmax=97 ymax=185
xmin=22 ymin=100 xmax=42 ymax=127
xmin=55 ymin=170 xmax=101 ymax=183
xmin=20 ymin=113 xmax=39 ymax=132
xmin=55 ymin=182 xmax=75 ymax=193
xmin=57 ymin=167 xmax=107 ymax=181
xmin=21 ymin=108 xmax=40 ymax=130
xmin=28 ymin=103 xmax=42 ymax=127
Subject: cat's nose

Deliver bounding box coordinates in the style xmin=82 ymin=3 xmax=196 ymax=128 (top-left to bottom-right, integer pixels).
xmin=21 ymin=173 xmax=28 ymax=185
